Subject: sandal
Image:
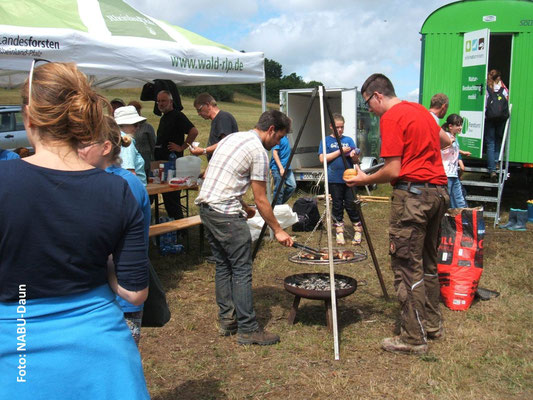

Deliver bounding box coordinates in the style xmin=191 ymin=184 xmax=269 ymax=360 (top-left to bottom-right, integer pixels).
xmin=352 ymin=222 xmax=363 ymax=245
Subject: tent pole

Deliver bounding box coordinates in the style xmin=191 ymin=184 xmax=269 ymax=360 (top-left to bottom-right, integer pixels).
xmin=261 ymin=81 xmax=273 ymax=238
xmin=261 ymin=81 xmax=267 ymax=112
xmin=318 ymin=86 xmax=340 ymax=360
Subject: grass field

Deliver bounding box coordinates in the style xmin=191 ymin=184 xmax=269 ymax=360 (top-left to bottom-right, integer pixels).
xmin=143 ymin=183 xmax=532 ymax=400
xmin=1 ymin=87 xmax=532 ymax=399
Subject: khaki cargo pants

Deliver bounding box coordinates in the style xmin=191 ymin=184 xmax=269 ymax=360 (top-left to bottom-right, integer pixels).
xmin=389 ymin=185 xmax=449 ymax=345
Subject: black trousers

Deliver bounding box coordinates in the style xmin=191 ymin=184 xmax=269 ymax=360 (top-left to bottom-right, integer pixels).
xmin=162 ymin=191 xmax=184 ymax=220
xmin=329 ymin=183 xmax=360 ymax=224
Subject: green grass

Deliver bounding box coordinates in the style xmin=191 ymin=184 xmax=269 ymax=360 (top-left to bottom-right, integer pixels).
xmin=2 ymin=87 xmax=532 ymax=400
xmin=142 ymin=183 xmax=532 ymax=400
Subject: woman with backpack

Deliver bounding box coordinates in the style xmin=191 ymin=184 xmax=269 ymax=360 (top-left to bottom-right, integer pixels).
xmin=484 ymin=69 xmax=509 ymax=181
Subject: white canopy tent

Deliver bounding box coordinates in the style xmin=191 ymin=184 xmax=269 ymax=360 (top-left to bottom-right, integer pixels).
xmin=0 ymin=0 xmax=266 ymax=108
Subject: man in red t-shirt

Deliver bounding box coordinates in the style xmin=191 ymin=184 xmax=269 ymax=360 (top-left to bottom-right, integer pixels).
xmin=345 ymin=73 xmax=451 ymax=355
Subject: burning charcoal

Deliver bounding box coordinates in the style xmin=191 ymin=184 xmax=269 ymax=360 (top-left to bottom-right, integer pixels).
xmin=287 ymin=275 xmax=353 ymax=291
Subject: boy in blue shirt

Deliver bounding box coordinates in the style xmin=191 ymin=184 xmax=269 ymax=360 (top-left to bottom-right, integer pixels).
xmin=270 ymin=135 xmax=296 ymax=205
xmin=318 ymin=114 xmax=362 ymax=245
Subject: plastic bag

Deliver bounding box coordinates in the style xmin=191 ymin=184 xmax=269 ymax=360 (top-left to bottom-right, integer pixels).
xmin=247 ymin=204 xmax=299 ymax=242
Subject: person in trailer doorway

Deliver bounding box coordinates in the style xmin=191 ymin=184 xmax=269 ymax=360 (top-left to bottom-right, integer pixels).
xmin=484 ymin=69 xmax=509 ymax=182
xmin=344 ymin=73 xmax=451 ymax=355
xmin=195 ymin=110 xmax=294 ymax=346
xmin=318 ymin=113 xmax=363 ymax=246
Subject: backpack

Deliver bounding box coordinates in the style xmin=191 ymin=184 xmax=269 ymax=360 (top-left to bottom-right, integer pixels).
xmin=292 ymin=197 xmax=321 ymax=232
xmin=485 ymin=86 xmax=509 ymax=121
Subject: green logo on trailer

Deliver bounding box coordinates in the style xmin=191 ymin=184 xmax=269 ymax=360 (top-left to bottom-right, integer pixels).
xmin=462 ymin=117 xmax=469 ymax=134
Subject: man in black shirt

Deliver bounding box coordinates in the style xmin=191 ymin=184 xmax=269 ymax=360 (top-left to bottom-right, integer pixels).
xmin=190 ymin=92 xmax=238 ymax=160
xmin=155 ymin=90 xmax=198 ymax=220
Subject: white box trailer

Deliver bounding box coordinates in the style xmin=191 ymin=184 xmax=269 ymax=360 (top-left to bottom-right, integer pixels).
xmin=279 ymin=87 xmax=381 ymax=182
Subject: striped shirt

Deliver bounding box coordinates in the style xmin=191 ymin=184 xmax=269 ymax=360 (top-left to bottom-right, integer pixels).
xmin=195 ymin=130 xmax=268 ymax=215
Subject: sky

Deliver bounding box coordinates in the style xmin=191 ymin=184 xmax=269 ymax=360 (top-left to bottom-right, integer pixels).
xmin=127 ymin=0 xmax=457 ymax=101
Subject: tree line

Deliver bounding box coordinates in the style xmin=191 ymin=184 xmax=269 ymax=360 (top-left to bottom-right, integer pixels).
xmin=178 ymin=58 xmax=322 ymax=104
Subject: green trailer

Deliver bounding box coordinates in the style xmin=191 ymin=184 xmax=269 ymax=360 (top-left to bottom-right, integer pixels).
xmin=420 ymin=0 xmax=533 ymax=166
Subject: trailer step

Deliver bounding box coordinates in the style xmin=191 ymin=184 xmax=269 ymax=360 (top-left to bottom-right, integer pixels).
xmin=464 ymin=166 xmax=491 ymax=173
xmin=461 ymin=180 xmax=499 ymax=188
xmin=483 ymin=211 xmax=497 ymax=219
xmin=466 ymin=195 xmax=498 ymax=203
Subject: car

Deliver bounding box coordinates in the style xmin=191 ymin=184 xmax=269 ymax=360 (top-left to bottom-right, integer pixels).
xmin=0 ymin=105 xmax=30 ymax=150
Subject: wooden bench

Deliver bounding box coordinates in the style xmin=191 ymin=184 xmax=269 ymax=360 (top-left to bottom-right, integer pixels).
xmin=149 ymin=215 xmax=204 ymax=253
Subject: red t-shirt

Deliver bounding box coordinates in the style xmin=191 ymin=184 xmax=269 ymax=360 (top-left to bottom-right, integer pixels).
xmin=380 ymin=101 xmax=447 ymax=185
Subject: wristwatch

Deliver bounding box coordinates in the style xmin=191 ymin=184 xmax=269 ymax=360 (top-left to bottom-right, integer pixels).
xmin=202 ymin=148 xmax=207 ymax=155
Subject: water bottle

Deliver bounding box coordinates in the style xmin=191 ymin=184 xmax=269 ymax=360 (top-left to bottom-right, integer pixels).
xmin=168 ymin=152 xmax=177 ymax=172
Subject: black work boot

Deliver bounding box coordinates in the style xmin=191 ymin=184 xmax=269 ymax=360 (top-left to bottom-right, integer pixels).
xmin=381 ymin=336 xmax=427 ymax=355
xmin=427 ymin=326 xmax=445 ymax=340
xmin=237 ymin=328 xmax=280 ymax=345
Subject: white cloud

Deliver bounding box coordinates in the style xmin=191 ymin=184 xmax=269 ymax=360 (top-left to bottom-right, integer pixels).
xmin=239 ymin=6 xmax=425 ymax=89
xmin=125 ymin=0 xmax=456 ymax=97
xmin=126 ymin=0 xmax=258 ymax=26
xmin=406 ymin=88 xmax=420 ymax=102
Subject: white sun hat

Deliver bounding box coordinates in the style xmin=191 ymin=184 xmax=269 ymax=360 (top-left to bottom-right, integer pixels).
xmin=114 ymin=105 xmax=146 ymax=125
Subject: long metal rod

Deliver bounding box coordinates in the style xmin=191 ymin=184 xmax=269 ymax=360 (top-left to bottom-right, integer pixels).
xmin=322 ymin=91 xmax=390 ymax=301
xmin=319 ymin=86 xmax=340 ymax=360
xmin=495 ymin=103 xmax=512 ymax=228
xmin=252 ymin=88 xmax=319 ymax=260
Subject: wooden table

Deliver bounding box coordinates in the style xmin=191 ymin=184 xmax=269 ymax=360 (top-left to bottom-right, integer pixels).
xmin=147 ymin=183 xmax=199 ymax=249
xmin=146 ymin=182 xmax=198 ymax=222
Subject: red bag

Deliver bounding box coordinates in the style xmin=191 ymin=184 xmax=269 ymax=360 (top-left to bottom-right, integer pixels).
xmin=437 ymin=208 xmax=485 ymax=310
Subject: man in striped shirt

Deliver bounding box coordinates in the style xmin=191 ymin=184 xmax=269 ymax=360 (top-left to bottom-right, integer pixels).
xmin=196 ymin=110 xmax=294 ymax=346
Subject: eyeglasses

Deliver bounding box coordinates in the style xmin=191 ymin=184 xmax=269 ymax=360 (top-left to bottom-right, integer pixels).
xmin=196 ymin=104 xmax=205 ymax=113
xmin=28 ymin=58 xmax=51 ymax=107
xmin=364 ymin=92 xmax=375 ymax=107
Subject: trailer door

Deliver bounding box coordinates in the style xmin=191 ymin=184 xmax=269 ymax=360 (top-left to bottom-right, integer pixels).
xmin=458 ymin=28 xmax=490 ymax=158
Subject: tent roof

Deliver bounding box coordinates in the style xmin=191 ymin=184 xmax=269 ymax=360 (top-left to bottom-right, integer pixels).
xmin=0 ymin=0 xmax=265 ymax=88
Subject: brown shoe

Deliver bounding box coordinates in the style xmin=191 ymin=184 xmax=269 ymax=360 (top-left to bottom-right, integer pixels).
xmin=218 ymin=321 xmax=238 ymax=336
xmin=427 ymin=327 xmax=445 ymax=340
xmin=237 ymin=328 xmax=280 ymax=345
xmin=381 ymin=336 xmax=427 ymax=355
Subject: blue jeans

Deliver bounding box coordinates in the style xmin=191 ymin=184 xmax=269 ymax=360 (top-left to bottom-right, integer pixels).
xmin=484 ymin=119 xmax=506 ymax=173
xmin=199 ymin=204 xmax=259 ymax=333
xmin=328 ymin=183 xmax=360 ymax=224
xmin=271 ymin=169 xmax=296 ymax=205
xmin=447 ymin=177 xmax=467 ymax=208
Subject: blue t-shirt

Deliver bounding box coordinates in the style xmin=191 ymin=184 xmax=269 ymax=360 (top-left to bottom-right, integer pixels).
xmin=106 ymin=165 xmax=151 ymax=313
xmin=318 ymin=135 xmax=356 ymax=183
xmin=270 ymin=135 xmax=292 ymax=171
xmin=0 ymin=149 xmax=20 ymax=160
xmin=0 ymin=159 xmax=148 ymax=302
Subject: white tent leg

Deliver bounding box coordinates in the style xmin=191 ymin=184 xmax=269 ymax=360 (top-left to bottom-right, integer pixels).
xmin=261 ymin=81 xmax=267 ymax=112
xmin=262 ymin=81 xmax=274 ymax=239
xmin=318 ymin=86 xmax=340 ymax=360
